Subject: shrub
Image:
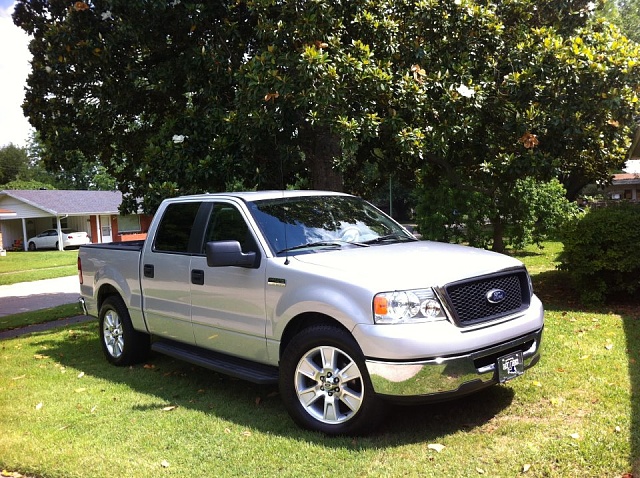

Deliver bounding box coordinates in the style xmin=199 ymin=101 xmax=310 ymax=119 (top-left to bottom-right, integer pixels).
xmin=559 ymin=202 xmax=640 ymax=304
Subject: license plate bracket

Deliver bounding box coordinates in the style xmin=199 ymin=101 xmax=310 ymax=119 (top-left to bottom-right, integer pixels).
xmin=497 ymin=351 xmax=524 ymax=383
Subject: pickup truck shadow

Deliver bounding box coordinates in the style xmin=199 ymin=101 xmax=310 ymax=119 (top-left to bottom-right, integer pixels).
xmin=33 ymin=321 xmax=515 ymax=446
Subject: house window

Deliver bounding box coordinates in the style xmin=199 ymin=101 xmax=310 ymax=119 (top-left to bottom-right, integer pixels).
xmin=117 ymin=215 xmax=141 ymax=233
xmin=51 ymin=218 xmax=69 ymax=228
xmin=624 ymin=190 xmax=633 ymax=200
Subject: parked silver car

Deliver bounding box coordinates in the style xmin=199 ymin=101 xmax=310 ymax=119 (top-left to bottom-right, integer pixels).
xmin=27 ymin=229 xmax=91 ymax=251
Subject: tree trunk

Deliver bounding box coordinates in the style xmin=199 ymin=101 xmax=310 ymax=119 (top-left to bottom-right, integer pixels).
xmin=491 ymin=217 xmax=505 ymax=253
xmin=300 ymin=124 xmax=344 ymax=191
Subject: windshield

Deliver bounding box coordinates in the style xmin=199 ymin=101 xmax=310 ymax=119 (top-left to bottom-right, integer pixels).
xmin=247 ymin=195 xmax=415 ymax=255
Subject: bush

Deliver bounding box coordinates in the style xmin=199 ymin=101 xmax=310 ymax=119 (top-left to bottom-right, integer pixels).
xmin=559 ymin=202 xmax=640 ymax=304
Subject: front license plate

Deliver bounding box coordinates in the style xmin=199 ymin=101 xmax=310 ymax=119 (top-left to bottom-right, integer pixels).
xmin=497 ymin=351 xmax=524 ymax=383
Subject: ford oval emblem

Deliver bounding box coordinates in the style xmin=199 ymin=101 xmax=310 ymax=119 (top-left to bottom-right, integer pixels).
xmin=486 ymin=289 xmax=507 ymax=304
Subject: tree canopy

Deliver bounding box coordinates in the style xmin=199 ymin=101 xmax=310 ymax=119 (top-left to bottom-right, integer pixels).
xmin=13 ymin=0 xmax=640 ymax=250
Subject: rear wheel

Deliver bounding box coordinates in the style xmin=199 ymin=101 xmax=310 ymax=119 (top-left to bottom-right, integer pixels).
xmin=28 ymin=242 xmax=36 ymax=251
xmin=99 ymin=296 xmax=150 ymax=366
xmin=279 ymin=325 xmax=384 ymax=435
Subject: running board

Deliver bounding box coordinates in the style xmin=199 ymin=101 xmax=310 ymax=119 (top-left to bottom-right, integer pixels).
xmin=151 ymin=340 xmax=279 ymax=385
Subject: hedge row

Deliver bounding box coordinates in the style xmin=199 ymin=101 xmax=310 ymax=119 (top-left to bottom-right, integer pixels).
xmin=559 ymin=202 xmax=640 ymax=304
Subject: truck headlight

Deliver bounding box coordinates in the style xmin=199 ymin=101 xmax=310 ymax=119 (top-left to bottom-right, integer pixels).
xmin=373 ymin=289 xmax=447 ymax=324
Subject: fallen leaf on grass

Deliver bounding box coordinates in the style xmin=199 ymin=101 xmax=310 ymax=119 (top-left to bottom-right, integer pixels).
xmin=34 ymin=354 xmax=49 ymax=360
xmin=522 ymin=464 xmax=532 ymax=473
xmin=12 ymin=375 xmax=25 ymax=380
xmin=427 ymin=443 xmax=445 ymax=453
xmin=160 ymin=460 xmax=170 ymax=468
xmin=162 ymin=405 xmax=178 ymax=412
xmin=569 ymin=433 xmax=580 ymax=439
xmin=75 ymin=388 xmax=86 ymax=393
xmin=143 ymin=364 xmax=155 ymax=369
xmin=35 ymin=402 xmax=43 ymax=411
xmin=476 ymin=467 xmax=485 ymax=474
xmin=605 ymin=344 xmax=614 ymax=351
xmin=1 ymin=470 xmax=24 ymax=477
xmin=242 ymin=430 xmax=252 ymax=437
xmin=77 ymin=372 xmax=85 ymax=378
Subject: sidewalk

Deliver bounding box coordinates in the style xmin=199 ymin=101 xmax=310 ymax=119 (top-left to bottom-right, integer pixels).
xmin=0 ymin=275 xmax=81 ymax=317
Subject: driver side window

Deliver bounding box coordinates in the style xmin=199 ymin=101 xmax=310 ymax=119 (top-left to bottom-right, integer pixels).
xmin=203 ymin=203 xmax=258 ymax=254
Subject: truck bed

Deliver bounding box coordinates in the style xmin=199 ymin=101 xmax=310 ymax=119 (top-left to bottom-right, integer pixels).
xmin=81 ymin=240 xmax=145 ymax=251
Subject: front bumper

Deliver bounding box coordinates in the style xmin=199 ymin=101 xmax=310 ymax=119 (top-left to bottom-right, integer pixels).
xmin=365 ymin=327 xmax=542 ymax=402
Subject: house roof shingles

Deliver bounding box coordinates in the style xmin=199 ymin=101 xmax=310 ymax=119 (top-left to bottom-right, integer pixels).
xmin=0 ymin=190 xmax=122 ymax=216
xmin=612 ymin=173 xmax=640 ymax=185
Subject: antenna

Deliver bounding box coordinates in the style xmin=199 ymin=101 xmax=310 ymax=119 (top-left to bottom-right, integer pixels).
xmin=280 ymin=151 xmax=290 ymax=265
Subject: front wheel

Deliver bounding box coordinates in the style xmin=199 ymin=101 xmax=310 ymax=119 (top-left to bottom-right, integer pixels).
xmin=99 ymin=296 xmax=150 ymax=366
xmin=279 ymin=325 xmax=384 ymax=435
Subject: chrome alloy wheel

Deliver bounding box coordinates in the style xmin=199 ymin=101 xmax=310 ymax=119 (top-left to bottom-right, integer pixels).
xmin=294 ymin=345 xmax=364 ymax=425
xmin=102 ymin=309 xmax=125 ymax=359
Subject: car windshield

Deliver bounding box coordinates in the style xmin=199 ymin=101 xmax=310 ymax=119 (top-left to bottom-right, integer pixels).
xmin=247 ymin=195 xmax=416 ymax=256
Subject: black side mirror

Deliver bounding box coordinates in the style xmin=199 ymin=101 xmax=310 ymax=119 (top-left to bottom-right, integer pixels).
xmin=205 ymin=240 xmax=257 ymax=268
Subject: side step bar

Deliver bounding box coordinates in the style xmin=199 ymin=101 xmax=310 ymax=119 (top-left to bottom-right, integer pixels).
xmin=151 ymin=340 xmax=279 ymax=385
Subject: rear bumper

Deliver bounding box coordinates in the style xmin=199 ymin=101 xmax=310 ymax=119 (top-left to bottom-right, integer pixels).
xmin=365 ymin=327 xmax=542 ymax=401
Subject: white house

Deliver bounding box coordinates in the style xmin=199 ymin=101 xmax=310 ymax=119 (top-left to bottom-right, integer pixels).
xmin=0 ymin=190 xmax=151 ymax=251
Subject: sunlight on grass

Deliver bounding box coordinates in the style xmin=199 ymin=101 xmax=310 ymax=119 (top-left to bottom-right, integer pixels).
xmin=0 ymin=250 xmax=78 ymax=285
xmin=0 ymin=241 xmax=637 ymax=477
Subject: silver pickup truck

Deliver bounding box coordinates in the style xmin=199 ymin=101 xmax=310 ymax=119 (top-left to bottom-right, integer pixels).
xmin=78 ymin=190 xmax=544 ymax=435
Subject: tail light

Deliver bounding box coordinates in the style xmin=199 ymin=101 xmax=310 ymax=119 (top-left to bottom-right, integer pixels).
xmin=77 ymin=256 xmax=83 ymax=285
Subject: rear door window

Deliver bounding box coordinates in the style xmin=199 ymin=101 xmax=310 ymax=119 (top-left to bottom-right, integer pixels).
xmin=153 ymin=202 xmax=201 ymax=253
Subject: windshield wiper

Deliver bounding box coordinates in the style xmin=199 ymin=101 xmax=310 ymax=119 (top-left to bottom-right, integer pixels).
xmin=278 ymin=241 xmax=344 ymax=254
xmin=278 ymin=239 xmax=372 ymax=254
xmin=362 ymin=233 xmax=417 ymax=245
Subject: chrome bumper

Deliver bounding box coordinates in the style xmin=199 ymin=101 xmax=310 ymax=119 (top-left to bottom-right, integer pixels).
xmin=366 ymin=327 xmax=542 ymax=401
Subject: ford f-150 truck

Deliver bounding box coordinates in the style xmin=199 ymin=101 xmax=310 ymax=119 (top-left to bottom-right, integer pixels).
xmin=78 ymin=190 xmax=543 ymax=435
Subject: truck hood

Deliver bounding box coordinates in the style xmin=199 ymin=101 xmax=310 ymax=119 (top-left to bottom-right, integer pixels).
xmin=291 ymin=240 xmax=525 ymax=291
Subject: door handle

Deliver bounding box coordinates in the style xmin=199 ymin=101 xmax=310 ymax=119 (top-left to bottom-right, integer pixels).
xmin=191 ymin=269 xmax=205 ymax=285
xmin=143 ymin=264 xmax=154 ymax=278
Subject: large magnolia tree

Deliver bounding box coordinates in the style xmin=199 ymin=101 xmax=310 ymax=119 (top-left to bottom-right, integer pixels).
xmin=14 ymin=0 xmax=640 ymax=250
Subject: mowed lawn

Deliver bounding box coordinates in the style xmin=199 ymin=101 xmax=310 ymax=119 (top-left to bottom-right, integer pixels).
xmin=0 ymin=243 xmax=638 ymax=477
xmin=0 ymin=250 xmax=78 ymax=285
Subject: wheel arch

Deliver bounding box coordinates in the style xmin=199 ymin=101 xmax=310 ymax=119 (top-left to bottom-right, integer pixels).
xmin=97 ymin=283 xmax=121 ymax=311
xmin=279 ymin=312 xmax=354 ymax=361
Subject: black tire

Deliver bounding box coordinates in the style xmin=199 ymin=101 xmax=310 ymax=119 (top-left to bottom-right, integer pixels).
xmin=279 ymin=325 xmax=384 ymax=435
xmin=98 ymin=295 xmax=150 ymax=366
xmin=28 ymin=242 xmax=36 ymax=251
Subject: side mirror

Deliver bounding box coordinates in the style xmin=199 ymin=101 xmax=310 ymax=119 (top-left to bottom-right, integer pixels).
xmin=205 ymin=240 xmax=257 ymax=268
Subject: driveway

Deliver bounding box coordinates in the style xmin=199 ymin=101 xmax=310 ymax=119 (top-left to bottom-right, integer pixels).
xmin=0 ymin=275 xmax=81 ymax=317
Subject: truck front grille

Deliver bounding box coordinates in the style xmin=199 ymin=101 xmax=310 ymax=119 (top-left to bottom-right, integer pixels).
xmin=443 ymin=270 xmax=531 ymax=327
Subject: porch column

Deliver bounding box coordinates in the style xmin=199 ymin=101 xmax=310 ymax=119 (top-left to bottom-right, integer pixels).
xmin=56 ymin=217 xmax=63 ymax=251
xmin=21 ymin=219 xmax=27 ymax=251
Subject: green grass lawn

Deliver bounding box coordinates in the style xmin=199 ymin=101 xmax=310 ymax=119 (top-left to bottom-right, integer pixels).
xmin=0 ymin=250 xmax=78 ymax=285
xmin=0 ymin=243 xmax=638 ymax=477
